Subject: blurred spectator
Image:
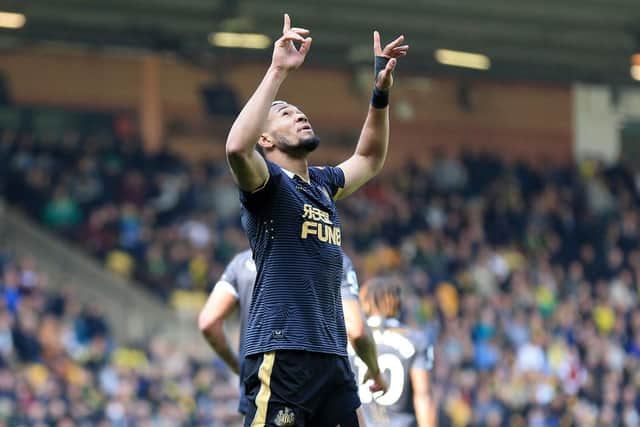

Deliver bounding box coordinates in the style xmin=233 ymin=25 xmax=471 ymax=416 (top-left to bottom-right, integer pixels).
xmin=0 ymin=246 xmax=242 ymax=426
xmin=42 ymin=186 xmax=82 ymax=235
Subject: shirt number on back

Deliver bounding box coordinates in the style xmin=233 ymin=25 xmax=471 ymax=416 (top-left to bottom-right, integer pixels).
xmin=354 ymin=354 xmax=405 ymax=406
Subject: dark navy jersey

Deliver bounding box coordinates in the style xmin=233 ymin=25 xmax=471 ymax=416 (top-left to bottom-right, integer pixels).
xmin=215 ymin=249 xmax=359 ymax=361
xmin=215 ymin=249 xmax=358 ymax=414
xmin=349 ymin=317 xmax=434 ymax=427
xmin=239 ymin=160 xmax=347 ymax=357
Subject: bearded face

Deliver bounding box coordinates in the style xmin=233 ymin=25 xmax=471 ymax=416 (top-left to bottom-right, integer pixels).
xmin=264 ymin=102 xmax=320 ymax=158
xmin=274 ymin=134 xmax=320 ymax=158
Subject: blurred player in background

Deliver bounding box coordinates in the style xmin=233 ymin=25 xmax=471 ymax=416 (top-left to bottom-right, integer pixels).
xmin=198 ymin=249 xmax=385 ymax=423
xmin=353 ymin=277 xmax=435 ymax=427
xmin=224 ymin=11 xmax=407 ymax=426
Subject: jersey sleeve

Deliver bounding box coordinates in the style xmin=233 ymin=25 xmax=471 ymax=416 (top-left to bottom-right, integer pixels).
xmin=311 ymin=166 xmax=346 ymax=199
xmin=238 ymin=160 xmax=283 ymax=212
xmin=411 ymin=331 xmax=435 ymax=372
xmin=214 ymin=254 xmax=243 ymax=299
xmin=340 ymin=255 xmax=359 ymax=300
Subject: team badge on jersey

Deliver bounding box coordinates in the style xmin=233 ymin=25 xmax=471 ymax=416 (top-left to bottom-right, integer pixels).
xmin=274 ymin=407 xmax=295 ymax=426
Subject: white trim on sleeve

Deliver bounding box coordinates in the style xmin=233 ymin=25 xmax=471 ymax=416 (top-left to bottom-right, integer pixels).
xmin=214 ymin=280 xmax=239 ymax=299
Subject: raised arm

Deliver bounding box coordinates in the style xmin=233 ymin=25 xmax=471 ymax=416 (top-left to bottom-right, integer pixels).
xmin=334 ymin=31 xmax=409 ymax=200
xmin=225 ymin=13 xmax=312 ymax=192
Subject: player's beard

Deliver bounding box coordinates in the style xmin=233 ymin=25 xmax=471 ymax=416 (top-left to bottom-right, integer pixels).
xmin=275 ymin=135 xmax=320 ymax=159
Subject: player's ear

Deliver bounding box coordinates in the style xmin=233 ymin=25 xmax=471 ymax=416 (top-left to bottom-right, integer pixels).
xmin=258 ymin=134 xmax=275 ymax=150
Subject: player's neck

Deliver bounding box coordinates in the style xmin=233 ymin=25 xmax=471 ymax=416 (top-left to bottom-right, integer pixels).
xmin=270 ymin=153 xmax=310 ymax=183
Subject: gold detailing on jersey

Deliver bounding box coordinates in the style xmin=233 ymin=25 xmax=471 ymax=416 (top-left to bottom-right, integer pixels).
xmin=302 ymin=204 xmax=332 ymax=224
xmin=301 ymin=221 xmax=342 ymax=245
xmin=300 ymin=204 xmax=341 ymax=246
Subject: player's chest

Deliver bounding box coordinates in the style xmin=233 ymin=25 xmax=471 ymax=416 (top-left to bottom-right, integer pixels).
xmin=277 ymin=179 xmax=342 ymax=246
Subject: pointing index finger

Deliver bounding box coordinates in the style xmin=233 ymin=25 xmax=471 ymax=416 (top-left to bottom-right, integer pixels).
xmin=373 ymin=30 xmax=382 ymax=56
xmin=283 ymin=13 xmax=291 ymax=34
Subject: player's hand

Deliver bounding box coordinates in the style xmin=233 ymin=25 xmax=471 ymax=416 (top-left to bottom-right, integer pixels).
xmin=364 ymin=369 xmax=389 ymax=395
xmin=271 ymin=13 xmax=313 ymax=73
xmin=373 ymin=31 xmax=409 ymax=91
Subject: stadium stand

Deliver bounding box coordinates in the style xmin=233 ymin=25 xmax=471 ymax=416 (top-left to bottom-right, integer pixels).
xmin=2 ymin=125 xmax=640 ymax=425
xmin=0 ymin=243 xmax=243 ymax=426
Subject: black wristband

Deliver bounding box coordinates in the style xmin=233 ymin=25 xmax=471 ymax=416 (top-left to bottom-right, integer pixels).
xmin=372 ymin=56 xmax=390 ymax=108
xmin=371 ymin=86 xmax=389 ymax=109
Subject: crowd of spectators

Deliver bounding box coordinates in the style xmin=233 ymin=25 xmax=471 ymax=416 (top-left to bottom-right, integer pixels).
xmin=2 ymin=127 xmax=640 ymax=425
xmin=0 ymin=129 xmax=245 ymax=299
xmin=0 ymin=245 xmax=242 ymax=426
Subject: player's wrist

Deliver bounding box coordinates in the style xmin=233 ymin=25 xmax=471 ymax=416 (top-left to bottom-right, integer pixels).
xmin=267 ymin=65 xmax=290 ymax=81
xmin=368 ymin=364 xmax=381 ymax=377
xmin=371 ymin=87 xmax=389 ymax=109
xmin=372 ymin=55 xmax=390 ymax=108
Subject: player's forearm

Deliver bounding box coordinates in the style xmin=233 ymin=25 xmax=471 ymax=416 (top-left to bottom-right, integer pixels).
xmin=353 ymin=106 xmax=390 ymax=175
xmin=414 ymin=393 xmax=434 ymax=427
xmin=225 ymin=66 xmax=288 ymax=155
xmin=352 ymin=332 xmax=381 ymax=376
xmin=201 ymin=326 xmax=240 ymax=375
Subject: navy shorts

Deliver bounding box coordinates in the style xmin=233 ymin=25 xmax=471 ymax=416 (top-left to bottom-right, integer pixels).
xmin=243 ymin=350 xmax=361 ymax=427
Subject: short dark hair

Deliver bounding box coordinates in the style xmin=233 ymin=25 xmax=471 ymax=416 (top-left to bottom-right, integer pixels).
xmin=361 ymin=276 xmax=403 ymax=318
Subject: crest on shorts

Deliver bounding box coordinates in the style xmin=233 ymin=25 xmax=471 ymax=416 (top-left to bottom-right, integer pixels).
xmin=274 ymin=407 xmax=295 ymax=427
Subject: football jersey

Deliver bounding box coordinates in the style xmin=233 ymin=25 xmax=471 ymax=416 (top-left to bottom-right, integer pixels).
xmin=340 ymin=254 xmax=360 ymax=301
xmin=215 ymin=249 xmax=359 ymax=414
xmin=215 ymin=249 xmax=256 ymax=363
xmin=349 ymin=317 xmax=434 ymax=427
xmin=239 ymin=160 xmax=347 ymax=357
